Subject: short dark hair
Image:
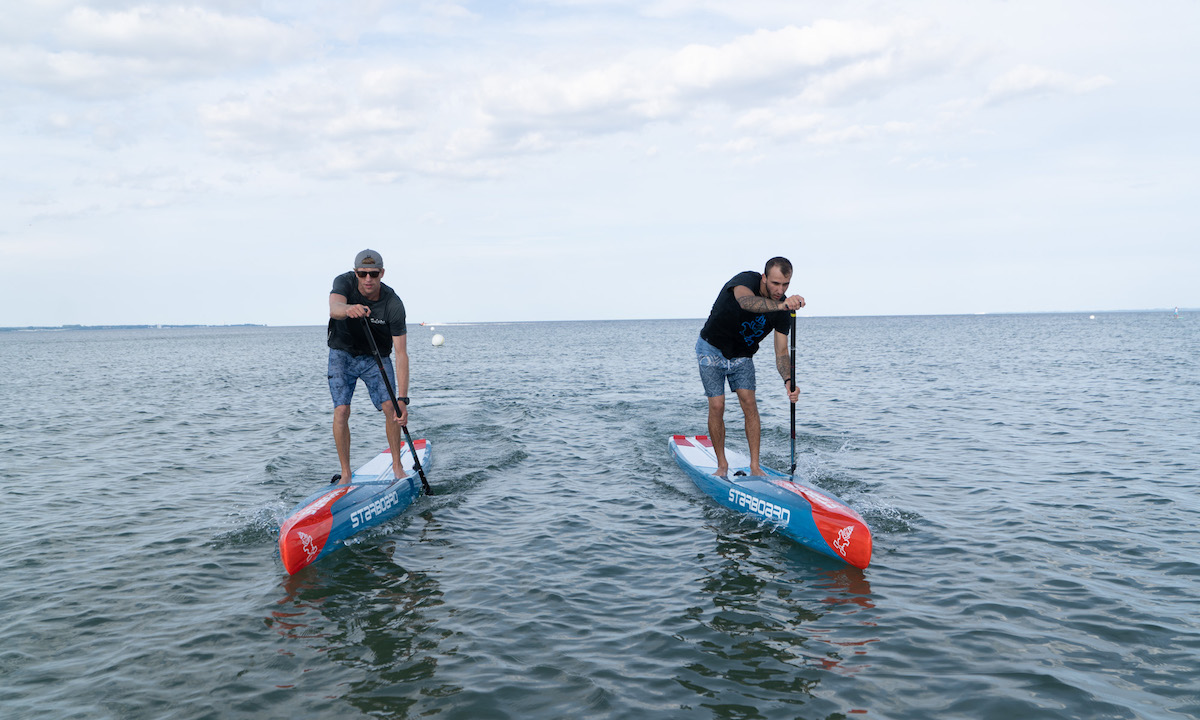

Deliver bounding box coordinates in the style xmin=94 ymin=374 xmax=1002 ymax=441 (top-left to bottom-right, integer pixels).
xmin=764 ymin=256 xmax=792 ymax=277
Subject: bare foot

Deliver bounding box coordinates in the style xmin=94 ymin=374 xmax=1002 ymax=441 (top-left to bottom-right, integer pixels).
xmin=712 ymin=466 xmax=729 ymax=477
xmin=393 ymin=465 xmax=405 ymax=480
xmin=749 ymin=466 xmax=767 ymax=477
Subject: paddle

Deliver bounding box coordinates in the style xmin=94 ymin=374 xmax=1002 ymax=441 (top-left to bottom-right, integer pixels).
xmin=360 ymin=317 xmax=432 ymax=495
xmin=789 ymin=310 xmax=797 ymax=476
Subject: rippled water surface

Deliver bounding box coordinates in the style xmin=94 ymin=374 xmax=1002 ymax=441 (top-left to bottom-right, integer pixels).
xmin=2 ymin=313 xmax=1198 ymax=719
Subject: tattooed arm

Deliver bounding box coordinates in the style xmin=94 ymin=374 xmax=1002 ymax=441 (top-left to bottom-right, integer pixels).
xmin=732 ymin=284 xmax=805 ymax=313
xmin=737 ymin=295 xmax=789 ymax=312
xmin=775 ymin=329 xmax=801 ymax=402
xmin=775 ymin=331 xmax=791 ymax=382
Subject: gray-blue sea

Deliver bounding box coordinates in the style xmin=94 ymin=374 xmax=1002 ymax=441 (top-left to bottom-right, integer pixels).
xmin=2 ymin=313 xmax=1197 ymax=720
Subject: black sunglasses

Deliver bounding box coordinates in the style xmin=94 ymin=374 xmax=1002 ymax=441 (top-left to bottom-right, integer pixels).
xmin=355 ymin=270 xmax=381 ymax=279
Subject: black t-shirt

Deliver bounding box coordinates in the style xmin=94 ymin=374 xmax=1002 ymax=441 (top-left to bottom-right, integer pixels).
xmin=699 ymin=271 xmax=791 ymax=359
xmin=327 ymin=271 xmax=407 ymax=356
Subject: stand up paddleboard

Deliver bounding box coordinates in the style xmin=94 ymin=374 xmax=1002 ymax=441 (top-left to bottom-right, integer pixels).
xmin=279 ymin=440 xmax=431 ymax=574
xmin=669 ymin=435 xmax=871 ymax=568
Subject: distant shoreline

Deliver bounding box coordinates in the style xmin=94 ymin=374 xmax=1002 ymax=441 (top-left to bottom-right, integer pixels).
xmin=0 ymin=324 xmax=267 ymax=333
xmin=1 ymin=309 xmax=1190 ymax=333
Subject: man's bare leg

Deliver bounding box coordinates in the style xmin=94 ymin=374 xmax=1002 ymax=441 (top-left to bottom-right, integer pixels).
xmin=735 ymin=388 xmax=765 ymax=475
xmin=383 ymin=401 xmax=405 ymax=479
xmin=333 ymin=404 xmax=353 ymax=484
xmin=707 ymin=395 xmax=729 ymax=476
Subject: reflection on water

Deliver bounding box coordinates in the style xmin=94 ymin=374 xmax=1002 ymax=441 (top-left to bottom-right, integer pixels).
xmin=271 ymin=538 xmax=456 ymax=715
xmin=267 ymin=513 xmax=880 ymax=719
xmin=674 ymin=526 xmax=878 ymax=718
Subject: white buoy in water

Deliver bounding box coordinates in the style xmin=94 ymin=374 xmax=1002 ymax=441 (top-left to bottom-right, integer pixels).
xmin=1089 ymin=315 xmax=1096 ymax=320
xmin=432 ymin=333 xmax=445 ymax=346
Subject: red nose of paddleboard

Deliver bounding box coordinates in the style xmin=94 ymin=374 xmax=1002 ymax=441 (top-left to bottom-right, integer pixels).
xmin=802 ymin=488 xmax=872 ymax=569
xmin=279 ymin=487 xmax=351 ymax=574
xmin=770 ymin=478 xmax=873 ymax=569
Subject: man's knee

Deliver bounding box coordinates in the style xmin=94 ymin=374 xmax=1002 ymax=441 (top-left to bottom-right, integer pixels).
xmin=707 ymin=396 xmax=726 ymax=415
xmin=333 ymin=405 xmax=351 ymax=421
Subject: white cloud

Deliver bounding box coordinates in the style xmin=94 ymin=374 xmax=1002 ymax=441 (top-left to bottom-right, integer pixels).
xmin=668 ymin=21 xmax=893 ymax=89
xmin=483 ymin=21 xmax=897 ymax=122
xmin=58 ymin=5 xmax=302 ymax=60
xmin=360 ymin=65 xmax=435 ymax=101
xmin=734 ymin=107 xmax=824 ymax=138
xmin=2 ymin=8 xmax=965 ymax=181
xmin=984 ymin=64 xmax=1113 ymax=106
xmin=807 ymin=120 xmax=915 ymax=146
xmin=466 ymin=20 xmax=923 ymax=161
xmin=1 ymin=5 xmax=310 ymax=98
xmin=188 ymin=20 xmax=915 ymax=177
xmin=419 ymin=1 xmax=480 ymax=22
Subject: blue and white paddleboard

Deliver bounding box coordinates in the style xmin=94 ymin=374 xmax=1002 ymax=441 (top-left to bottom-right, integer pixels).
xmin=669 ymin=434 xmax=871 ymax=568
xmin=279 ymin=439 xmax=431 ymax=574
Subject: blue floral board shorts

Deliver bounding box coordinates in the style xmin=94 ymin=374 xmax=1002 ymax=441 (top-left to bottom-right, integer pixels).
xmin=328 ymin=348 xmax=398 ymax=410
xmin=696 ymin=336 xmax=755 ymax=397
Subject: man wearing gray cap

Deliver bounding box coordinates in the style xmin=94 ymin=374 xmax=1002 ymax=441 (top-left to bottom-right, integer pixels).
xmin=327 ymin=249 xmax=410 ymax=483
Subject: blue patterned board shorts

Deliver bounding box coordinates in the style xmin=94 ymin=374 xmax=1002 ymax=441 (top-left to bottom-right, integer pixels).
xmin=328 ymin=348 xmax=397 ymax=410
xmin=696 ymin=336 xmax=756 ymax=397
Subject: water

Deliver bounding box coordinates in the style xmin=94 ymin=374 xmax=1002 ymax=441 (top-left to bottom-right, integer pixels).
xmin=1 ymin=313 xmax=1197 ymax=719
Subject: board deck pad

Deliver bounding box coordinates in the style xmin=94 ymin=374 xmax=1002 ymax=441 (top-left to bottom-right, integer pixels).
xmin=670 ymin=434 xmax=871 ymax=568
xmin=279 ymin=439 xmax=431 ymax=574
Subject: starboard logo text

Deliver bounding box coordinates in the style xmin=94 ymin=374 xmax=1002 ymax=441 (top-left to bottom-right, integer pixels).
xmin=350 ymin=491 xmax=399 ymax=528
xmin=728 ymin=488 xmax=790 ymax=525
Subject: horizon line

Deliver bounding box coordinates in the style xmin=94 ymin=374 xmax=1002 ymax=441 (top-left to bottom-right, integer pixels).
xmin=1 ymin=307 xmax=1191 ymax=332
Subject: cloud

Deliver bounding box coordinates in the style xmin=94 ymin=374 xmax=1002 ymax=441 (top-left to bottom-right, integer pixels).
xmin=669 ymin=21 xmax=894 ymax=88
xmin=5 ymin=6 xmax=1111 ymax=187
xmin=5 ymin=6 xmax=951 ymax=180
xmin=1 ymin=5 xmax=310 ymax=98
xmin=984 ymin=64 xmax=1113 ymax=106
xmin=58 ymin=5 xmax=303 ymax=61
xmin=185 ymin=17 xmax=972 ymax=181
xmin=482 ymin=21 xmax=895 ymax=125
xmin=724 ymin=105 xmax=913 ymax=152
xmin=734 ymin=107 xmax=824 ymax=138
xmin=197 ymin=64 xmax=474 ymax=179
xmin=462 ymin=20 xmax=920 ymax=162
xmin=807 ymin=120 xmax=915 ymax=146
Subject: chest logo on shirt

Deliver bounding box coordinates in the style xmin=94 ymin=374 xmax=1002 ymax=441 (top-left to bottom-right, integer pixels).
xmin=740 ymin=315 xmax=767 ymax=345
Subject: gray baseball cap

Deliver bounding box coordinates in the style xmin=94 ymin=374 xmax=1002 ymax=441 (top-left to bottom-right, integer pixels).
xmin=354 ymin=249 xmax=383 ymax=269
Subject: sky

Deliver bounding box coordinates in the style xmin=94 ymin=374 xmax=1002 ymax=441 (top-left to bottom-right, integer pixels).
xmin=2 ymin=0 xmax=1197 ymax=326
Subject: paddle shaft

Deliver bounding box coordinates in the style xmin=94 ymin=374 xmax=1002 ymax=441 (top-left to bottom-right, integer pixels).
xmin=789 ymin=311 xmax=797 ymax=475
xmin=360 ymin=317 xmax=431 ymax=495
